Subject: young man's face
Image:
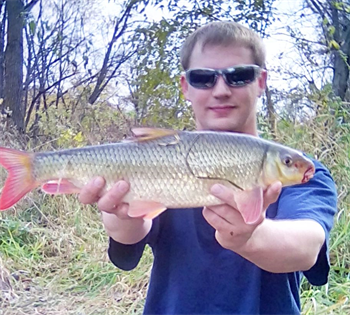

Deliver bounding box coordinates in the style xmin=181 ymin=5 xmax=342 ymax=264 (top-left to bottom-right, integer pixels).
xmin=181 ymin=43 xmax=267 ymax=135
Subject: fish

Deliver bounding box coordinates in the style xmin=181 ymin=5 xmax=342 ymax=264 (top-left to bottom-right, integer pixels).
xmin=0 ymin=128 xmax=315 ymax=224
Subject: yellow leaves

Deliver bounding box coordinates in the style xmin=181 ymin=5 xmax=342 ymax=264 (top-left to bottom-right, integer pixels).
xmin=329 ymin=39 xmax=340 ymax=50
xmin=328 ymin=25 xmax=335 ymax=36
xmin=57 ymin=130 xmax=85 ymax=148
xmin=73 ymin=131 xmax=84 ymax=144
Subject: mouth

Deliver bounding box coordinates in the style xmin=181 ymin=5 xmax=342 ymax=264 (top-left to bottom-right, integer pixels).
xmin=209 ymin=105 xmax=236 ymax=114
xmin=302 ymin=166 xmax=315 ymax=183
xmin=209 ymin=105 xmax=236 ymax=109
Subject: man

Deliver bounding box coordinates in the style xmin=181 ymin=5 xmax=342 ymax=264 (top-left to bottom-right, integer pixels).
xmin=79 ymin=22 xmax=337 ymax=314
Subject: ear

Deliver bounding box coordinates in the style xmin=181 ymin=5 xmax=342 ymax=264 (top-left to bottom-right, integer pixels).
xmin=180 ymin=74 xmax=190 ymax=100
xmin=257 ymin=69 xmax=267 ymax=97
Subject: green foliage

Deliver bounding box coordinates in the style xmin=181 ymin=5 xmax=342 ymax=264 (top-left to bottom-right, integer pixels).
xmin=31 ymin=95 xmax=129 ymax=150
xmin=0 ymin=219 xmax=43 ymax=261
xmin=28 ymin=20 xmax=36 ymax=35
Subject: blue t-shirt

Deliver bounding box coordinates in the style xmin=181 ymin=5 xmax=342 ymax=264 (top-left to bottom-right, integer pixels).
xmin=108 ymin=159 xmax=337 ymax=314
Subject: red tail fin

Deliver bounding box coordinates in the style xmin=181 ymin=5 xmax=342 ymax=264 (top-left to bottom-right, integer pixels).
xmin=0 ymin=147 xmax=38 ymax=210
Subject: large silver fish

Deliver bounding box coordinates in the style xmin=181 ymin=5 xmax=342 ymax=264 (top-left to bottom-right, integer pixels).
xmin=0 ymin=128 xmax=315 ymax=224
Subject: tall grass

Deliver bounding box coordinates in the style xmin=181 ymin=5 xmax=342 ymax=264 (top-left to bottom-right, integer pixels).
xmin=0 ymin=101 xmax=349 ymax=314
xmin=265 ymin=101 xmax=350 ymax=315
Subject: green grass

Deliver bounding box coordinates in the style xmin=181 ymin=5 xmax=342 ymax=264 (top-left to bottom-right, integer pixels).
xmin=0 ymin=192 xmax=153 ymax=314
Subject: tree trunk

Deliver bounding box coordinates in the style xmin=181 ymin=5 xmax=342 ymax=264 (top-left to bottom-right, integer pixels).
xmin=0 ymin=1 xmax=6 ymax=101
xmin=331 ymin=2 xmax=350 ymax=102
xmin=4 ymin=0 xmax=24 ymax=131
xmin=332 ymin=50 xmax=350 ymax=101
xmin=265 ymin=85 xmax=276 ymax=138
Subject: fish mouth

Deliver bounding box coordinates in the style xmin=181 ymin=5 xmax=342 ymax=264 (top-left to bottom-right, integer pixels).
xmin=302 ymin=166 xmax=315 ymax=183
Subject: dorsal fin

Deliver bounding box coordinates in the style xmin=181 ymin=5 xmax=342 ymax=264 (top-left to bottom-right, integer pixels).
xmin=130 ymin=127 xmax=178 ymax=142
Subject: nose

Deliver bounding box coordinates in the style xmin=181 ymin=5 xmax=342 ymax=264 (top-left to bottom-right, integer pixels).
xmin=212 ymin=75 xmax=232 ymax=98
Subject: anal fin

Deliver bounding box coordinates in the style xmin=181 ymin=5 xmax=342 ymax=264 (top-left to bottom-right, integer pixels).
xmin=128 ymin=200 xmax=167 ymax=220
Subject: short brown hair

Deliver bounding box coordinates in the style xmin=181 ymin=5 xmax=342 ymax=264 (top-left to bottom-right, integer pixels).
xmin=180 ymin=21 xmax=266 ymax=70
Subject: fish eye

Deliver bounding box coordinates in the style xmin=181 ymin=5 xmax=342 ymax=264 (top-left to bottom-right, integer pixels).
xmin=283 ymin=155 xmax=293 ymax=167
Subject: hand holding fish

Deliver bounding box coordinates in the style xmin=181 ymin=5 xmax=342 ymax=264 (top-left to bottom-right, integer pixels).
xmin=204 ymin=181 xmax=326 ymax=273
xmin=78 ymin=177 xmax=152 ymax=245
xmin=203 ymin=182 xmax=282 ymax=251
xmin=79 ymin=177 xmax=130 ymax=219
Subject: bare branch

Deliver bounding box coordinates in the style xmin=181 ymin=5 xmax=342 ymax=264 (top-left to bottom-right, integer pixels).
xmin=307 ymin=0 xmax=330 ymax=20
xmin=88 ymin=0 xmax=142 ymax=104
xmin=23 ymin=0 xmax=40 ymax=12
xmin=25 ymin=72 xmax=76 ymax=128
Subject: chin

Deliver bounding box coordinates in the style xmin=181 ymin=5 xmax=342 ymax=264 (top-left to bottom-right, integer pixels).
xmin=206 ymin=124 xmax=242 ymax=133
xmin=196 ymin=117 xmax=245 ymax=132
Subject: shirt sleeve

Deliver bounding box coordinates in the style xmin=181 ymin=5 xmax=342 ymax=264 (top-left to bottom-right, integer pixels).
xmin=268 ymin=159 xmax=337 ymax=285
xmin=107 ymin=217 xmax=160 ymax=271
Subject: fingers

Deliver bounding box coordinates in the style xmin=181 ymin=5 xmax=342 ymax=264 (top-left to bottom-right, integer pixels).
xmin=97 ymin=181 xmax=130 ymax=214
xmin=203 ymin=205 xmax=245 ymax=229
xmin=210 ymin=184 xmax=238 ymax=209
xmin=203 ymin=206 xmax=255 ymax=250
xmin=204 ymin=183 xmax=282 ymax=252
xmin=78 ymin=177 xmax=106 ymax=204
xmin=203 ymin=204 xmax=243 ymax=227
xmin=78 ymin=178 xmax=131 ymax=219
xmin=203 ymin=206 xmax=234 ymax=231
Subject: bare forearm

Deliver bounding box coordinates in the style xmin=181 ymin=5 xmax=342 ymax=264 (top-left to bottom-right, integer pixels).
xmin=236 ymin=219 xmax=325 ymax=273
xmin=102 ymin=212 xmax=152 ymax=245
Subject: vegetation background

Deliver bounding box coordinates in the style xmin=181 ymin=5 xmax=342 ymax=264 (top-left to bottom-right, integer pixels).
xmin=0 ymin=0 xmax=349 ymax=314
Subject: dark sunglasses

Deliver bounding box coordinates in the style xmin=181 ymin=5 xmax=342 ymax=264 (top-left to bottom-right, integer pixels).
xmin=185 ymin=64 xmax=262 ymax=89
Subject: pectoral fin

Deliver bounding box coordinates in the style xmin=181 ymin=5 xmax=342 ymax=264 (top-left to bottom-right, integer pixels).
xmin=41 ymin=180 xmax=81 ymax=194
xmin=234 ymin=187 xmax=263 ymax=225
xmin=128 ymin=200 xmax=167 ymax=220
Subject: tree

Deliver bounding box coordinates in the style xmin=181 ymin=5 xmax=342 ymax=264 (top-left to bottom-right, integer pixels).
xmin=1 ymin=0 xmax=39 ymax=132
xmin=258 ymin=0 xmax=350 ymax=133
xmin=0 ymin=0 xmax=153 ymax=133
xmin=4 ymin=0 xmax=25 ymax=131
xmin=0 ymin=0 xmax=5 ymax=100
xmin=23 ymin=0 xmax=91 ymax=135
xmin=87 ymin=0 xmax=146 ymax=105
xmin=306 ymin=0 xmax=350 ymax=102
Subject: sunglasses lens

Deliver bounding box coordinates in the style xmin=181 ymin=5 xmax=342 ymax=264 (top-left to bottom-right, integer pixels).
xmin=187 ymin=69 xmax=216 ymax=89
xmin=224 ymin=66 xmax=258 ymax=86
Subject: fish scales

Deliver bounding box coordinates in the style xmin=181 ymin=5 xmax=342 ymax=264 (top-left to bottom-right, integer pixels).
xmin=30 ymin=132 xmax=269 ymax=208
xmin=185 ymin=132 xmax=268 ymax=190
